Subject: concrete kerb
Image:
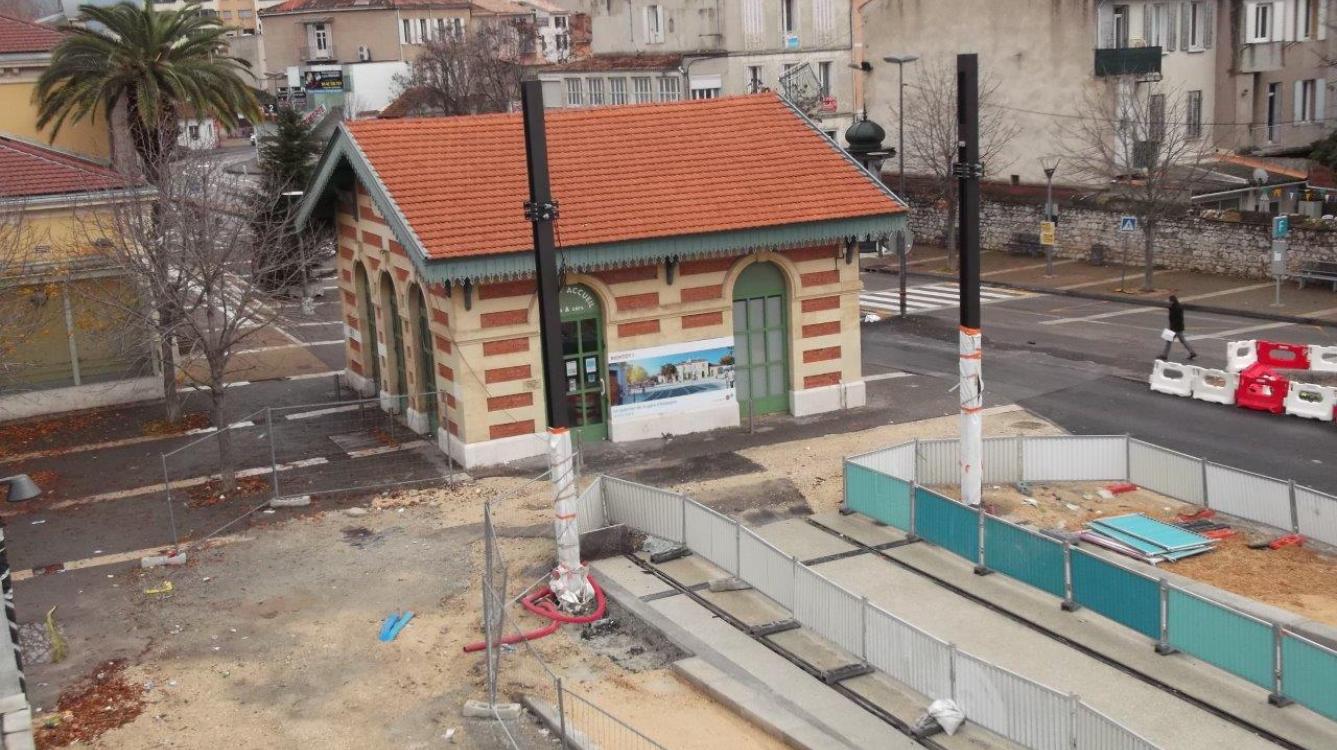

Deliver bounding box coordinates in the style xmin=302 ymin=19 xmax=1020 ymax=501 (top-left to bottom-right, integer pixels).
xmin=521 ymin=695 xmax=596 ymax=749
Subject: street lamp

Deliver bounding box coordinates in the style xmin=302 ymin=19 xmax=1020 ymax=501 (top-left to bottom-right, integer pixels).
xmin=882 ymin=55 xmax=919 ymax=201
xmin=0 ymin=475 xmax=40 ymax=503
xmin=1040 ymin=156 xmax=1060 ymax=277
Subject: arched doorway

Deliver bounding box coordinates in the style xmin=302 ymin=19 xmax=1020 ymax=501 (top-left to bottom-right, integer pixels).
xmin=379 ymin=273 xmax=407 ymax=411
xmin=412 ymin=285 xmax=439 ymax=433
xmin=559 ymin=285 xmax=607 ymax=442
xmin=354 ymin=262 xmax=380 ymax=392
xmin=732 ymin=262 xmax=789 ymax=416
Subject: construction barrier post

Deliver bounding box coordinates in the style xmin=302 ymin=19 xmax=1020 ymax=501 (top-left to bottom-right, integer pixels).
xmin=973 ymin=504 xmax=992 ymax=576
xmin=1060 ymin=542 xmax=1080 ymax=612
xmin=1200 ymin=458 xmax=1210 ymax=509
xmin=907 ymin=481 xmax=919 ymax=541
xmin=1155 ymin=579 xmax=1177 ymax=655
xmin=1288 ymin=480 xmax=1299 ymax=533
xmin=860 ymin=596 xmax=869 ymax=662
xmin=1124 ymin=434 xmax=1132 ymax=481
xmin=1268 ymin=623 xmax=1293 ymax=707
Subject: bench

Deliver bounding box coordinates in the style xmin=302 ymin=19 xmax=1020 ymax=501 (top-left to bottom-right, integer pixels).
xmin=1297 ymin=260 xmax=1337 ymax=291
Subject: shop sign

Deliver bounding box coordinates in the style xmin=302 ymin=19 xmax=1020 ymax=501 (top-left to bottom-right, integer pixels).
xmin=607 ymin=337 xmax=735 ymax=419
xmin=304 ymin=69 xmax=344 ymax=91
xmin=558 ymin=285 xmax=598 ymax=319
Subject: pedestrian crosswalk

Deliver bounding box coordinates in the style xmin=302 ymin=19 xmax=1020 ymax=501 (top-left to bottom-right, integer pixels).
xmin=859 ymin=282 xmax=1031 ymax=319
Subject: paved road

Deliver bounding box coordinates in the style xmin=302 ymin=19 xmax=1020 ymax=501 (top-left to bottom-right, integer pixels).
xmin=860 ymin=271 xmax=1337 ymax=493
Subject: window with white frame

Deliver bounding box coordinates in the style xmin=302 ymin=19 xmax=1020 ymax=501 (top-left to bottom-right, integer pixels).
xmin=1250 ymin=2 xmax=1273 ymax=42
xmin=402 ymin=18 xmax=411 ymax=43
xmin=1186 ymin=90 xmax=1203 ymax=138
xmin=644 ymin=4 xmax=664 ymax=44
xmin=781 ymin=0 xmax=795 ymax=34
xmin=565 ymin=78 xmax=584 ymax=107
xmin=633 ymin=76 xmax=654 ymax=103
xmin=1148 ymin=3 xmax=1172 ymax=50
xmin=747 ymin=65 xmax=763 ymax=93
xmin=588 ymin=77 xmax=604 ymax=106
xmin=418 ymin=18 xmax=429 ymax=43
xmin=1295 ymin=78 xmax=1323 ymax=123
xmin=817 ymin=61 xmax=831 ymax=98
xmin=1149 ymin=93 xmax=1166 ymax=141
xmin=690 ymin=87 xmax=720 ymax=100
xmin=1188 ymin=1 xmax=1208 ymax=49
xmin=1298 ymin=0 xmax=1318 ymax=39
xmin=658 ymin=76 xmax=680 ymax=101
xmin=609 ymin=77 xmax=627 ymax=105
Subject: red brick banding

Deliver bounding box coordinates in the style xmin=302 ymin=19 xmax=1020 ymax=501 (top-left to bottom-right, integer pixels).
xmin=431 ymin=309 xmax=448 ymax=326
xmin=361 ymin=230 xmax=383 ymax=248
xmin=480 ymin=309 xmax=528 ymax=327
xmin=800 ymin=270 xmax=839 ymax=287
xmin=437 ymin=363 xmax=455 ymax=381
xmin=338 ymin=224 xmax=357 ymax=239
xmin=349 ymin=338 xmax=362 ymax=353
xmin=393 ymin=267 xmax=409 ymax=282
xmin=447 ymin=420 xmax=459 ymax=436
xmin=366 ymin=209 xmax=389 ymax=226
xmin=680 ymin=256 xmax=737 ymax=276
xmin=803 ymin=346 xmax=841 ymax=363
xmin=802 ymin=321 xmax=841 ymax=338
xmin=485 ymin=364 xmax=531 ymax=383
xmin=366 ymin=256 xmax=381 ymax=272
xmin=594 ymin=265 xmax=657 ymax=284
xmin=338 ymin=245 xmax=355 ymax=260
xmin=801 ymin=295 xmax=840 ymax=313
xmin=434 ymin=335 xmax=452 ymax=354
xmin=342 ymin=290 xmax=356 ymax=306
xmin=350 ymin=360 xmax=364 ymax=375
xmin=618 ymin=319 xmax=660 ymax=337
xmin=804 ymin=372 xmax=841 ymax=388
xmin=445 ymin=393 xmax=456 ymax=408
xmin=681 ymin=311 xmax=724 ymax=329
xmin=346 ymin=314 xmax=359 ymax=329
xmin=480 ymin=280 xmax=535 ymax=300
xmin=680 ymin=284 xmax=723 ymax=302
xmin=483 ymin=337 xmax=530 ymax=356
xmin=388 ymin=240 xmax=406 ymax=255
xmin=487 ymin=392 xmax=534 ymax=411
xmin=341 ymin=269 xmax=352 ymax=283
xmin=616 ymin=292 xmax=659 ymax=311
xmin=489 ymin=419 xmax=536 ymax=440
xmin=784 ymin=245 xmax=834 ymax=262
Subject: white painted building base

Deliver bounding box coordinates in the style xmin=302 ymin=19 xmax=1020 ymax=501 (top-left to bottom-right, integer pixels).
xmin=608 ymin=399 xmax=739 ymax=442
xmin=441 ymin=428 xmax=548 ymax=469
xmin=0 ymin=376 xmax=163 ymax=423
xmin=405 ymin=407 xmax=429 ymax=434
xmin=344 ymin=370 xmax=374 ymax=397
xmin=379 ymin=390 xmax=396 ymax=413
xmin=789 ymin=380 xmax=867 ymax=417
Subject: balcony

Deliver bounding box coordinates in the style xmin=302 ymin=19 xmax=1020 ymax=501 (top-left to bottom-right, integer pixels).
xmin=300 ymin=45 xmax=337 ymax=63
xmin=1238 ymin=42 xmax=1284 ymax=73
xmin=1093 ymin=46 xmax=1162 ymax=78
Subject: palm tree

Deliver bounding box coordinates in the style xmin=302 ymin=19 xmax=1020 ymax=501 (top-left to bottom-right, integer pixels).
xmin=34 ymin=1 xmax=260 ymax=184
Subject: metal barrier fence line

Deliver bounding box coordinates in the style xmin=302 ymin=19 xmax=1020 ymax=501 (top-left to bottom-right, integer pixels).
xmin=1020 ymin=435 xmax=1127 ymax=482
xmin=559 ymin=684 xmax=667 ymax=750
xmin=1076 ymin=702 xmax=1161 ymax=750
xmin=839 ymin=434 xmax=1337 ymax=729
xmin=602 ymin=476 xmax=684 ymax=544
xmin=953 ymin=651 xmax=1074 ymax=750
xmin=737 ymin=528 xmax=795 ymax=610
xmin=863 ymin=601 xmax=953 ymax=701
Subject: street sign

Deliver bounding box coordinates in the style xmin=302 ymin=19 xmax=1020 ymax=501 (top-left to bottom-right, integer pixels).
xmin=1271 ymin=239 xmax=1288 ymax=277
xmin=1039 ymin=221 xmax=1056 ymax=246
xmin=1119 ymin=216 xmax=1138 ymax=232
xmin=1272 ymin=215 xmax=1290 ymax=239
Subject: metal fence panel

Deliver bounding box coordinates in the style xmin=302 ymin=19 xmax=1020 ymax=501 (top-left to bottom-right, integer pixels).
xmin=1167 ymin=588 xmax=1274 ymax=689
xmin=1075 ymin=702 xmax=1161 ymax=750
xmin=844 ymin=462 xmax=912 ymax=531
xmin=1022 ymin=436 xmax=1127 ymax=482
xmin=738 ymin=528 xmax=795 ymax=611
xmin=561 ymin=687 xmax=668 ymax=749
xmin=1128 ymin=440 xmax=1205 ymax=505
xmin=1069 ymin=549 xmax=1161 ymax=639
xmin=1203 ymin=463 xmax=1293 ymax=531
xmin=575 ymin=476 xmax=606 ymax=531
xmin=1281 ymin=632 xmax=1337 ymax=722
xmin=602 ymin=477 xmax=684 ymax=543
xmin=953 ymin=651 xmax=1073 ymax=750
xmin=983 ymin=517 xmax=1065 ymax=598
xmin=863 ymin=603 xmax=952 ymax=701
xmin=684 ymin=500 xmax=738 ymax=575
xmin=983 ymin=436 xmax=1022 ymax=484
xmin=848 ymin=442 xmax=916 ymax=481
xmin=794 ymin=565 xmax=863 ymax=658
xmin=915 ymin=487 xmax=979 ymax=562
xmin=1294 ymin=485 xmax=1337 ymax=548
xmin=916 ymin=439 xmax=959 ymax=485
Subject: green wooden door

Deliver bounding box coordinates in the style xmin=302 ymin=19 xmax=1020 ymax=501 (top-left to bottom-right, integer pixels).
xmin=733 ymin=263 xmax=789 ymax=416
xmin=355 ymin=264 xmax=380 ymax=390
xmin=415 ymin=288 xmax=439 ymax=433
xmin=559 ymin=286 xmax=608 ymax=442
xmin=385 ymin=282 xmax=408 ymax=412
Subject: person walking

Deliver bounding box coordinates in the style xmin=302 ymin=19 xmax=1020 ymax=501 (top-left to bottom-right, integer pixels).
xmin=1160 ymin=295 xmax=1197 ymax=361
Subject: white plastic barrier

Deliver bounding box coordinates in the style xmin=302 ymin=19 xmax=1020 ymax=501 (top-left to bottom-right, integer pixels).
xmin=1310 ymin=344 xmax=1337 ymax=373
xmin=1227 ymin=340 xmax=1257 ymax=373
xmin=1190 ymin=368 xmax=1237 ymax=405
xmin=1284 ymin=382 xmax=1337 ymax=422
xmin=1149 ymin=361 xmax=1197 ymax=397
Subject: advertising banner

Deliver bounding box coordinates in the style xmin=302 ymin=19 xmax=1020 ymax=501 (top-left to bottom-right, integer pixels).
xmin=607 ymin=337 xmax=735 ymax=418
xmin=304 ymin=69 xmax=344 ymax=91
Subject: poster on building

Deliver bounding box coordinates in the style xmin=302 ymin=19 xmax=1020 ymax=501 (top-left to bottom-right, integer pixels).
xmin=607 ymin=337 xmax=735 ymax=418
xmin=304 ymin=69 xmax=344 ymax=91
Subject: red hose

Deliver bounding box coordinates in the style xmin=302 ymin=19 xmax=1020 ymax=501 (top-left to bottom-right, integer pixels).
xmin=462 ymin=574 xmax=606 ymax=653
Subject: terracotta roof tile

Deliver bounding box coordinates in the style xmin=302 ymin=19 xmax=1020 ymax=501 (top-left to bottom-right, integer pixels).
xmin=0 ymin=137 xmax=136 ymax=199
xmin=0 ymin=13 xmax=64 ymax=55
xmin=541 ymin=53 xmax=684 ymax=73
xmin=345 ymin=93 xmax=905 ymax=260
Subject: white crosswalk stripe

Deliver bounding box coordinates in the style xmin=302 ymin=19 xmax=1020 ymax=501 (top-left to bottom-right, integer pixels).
xmin=859 ymin=282 xmax=1031 ymax=318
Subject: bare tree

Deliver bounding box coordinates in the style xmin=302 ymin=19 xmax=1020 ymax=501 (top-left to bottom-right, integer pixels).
xmin=391 ymin=19 xmax=531 ymax=116
xmin=0 ymin=206 xmax=42 ymax=392
xmin=1064 ymin=80 xmax=1213 ymax=291
xmin=902 ymin=59 xmax=1020 ymax=269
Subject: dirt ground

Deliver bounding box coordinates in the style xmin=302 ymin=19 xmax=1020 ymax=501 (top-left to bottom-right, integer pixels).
xmin=26 ymin=475 xmax=786 ymax=750
xmin=931 ymin=481 xmax=1337 ymax=628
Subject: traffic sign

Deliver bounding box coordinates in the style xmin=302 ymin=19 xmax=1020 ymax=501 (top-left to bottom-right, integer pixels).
xmin=1039 ymin=221 xmax=1056 ymax=246
xmin=1119 ymin=216 xmax=1138 ymax=232
xmin=1272 ymin=215 xmax=1290 ymax=239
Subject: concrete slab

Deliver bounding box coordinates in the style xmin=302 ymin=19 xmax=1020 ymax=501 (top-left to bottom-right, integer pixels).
xmin=767 ymin=627 xmax=855 ymax=673
xmin=698 ymin=587 xmax=791 ymax=629
xmin=649 ymin=553 xmax=722 ymax=588
xmin=811 ymin=511 xmax=909 ymax=548
xmin=841 ymin=673 xmax=1024 ymax=750
xmin=750 ymin=518 xmax=856 ymax=561
xmin=597 ymin=556 xmax=676 ymax=599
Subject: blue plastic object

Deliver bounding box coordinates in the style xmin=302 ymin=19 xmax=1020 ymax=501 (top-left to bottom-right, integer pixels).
xmin=379 ymin=611 xmax=414 ymax=642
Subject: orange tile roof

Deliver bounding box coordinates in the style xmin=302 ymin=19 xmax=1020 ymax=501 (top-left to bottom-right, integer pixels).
xmin=0 ymin=13 xmax=64 ymax=55
xmin=0 ymin=136 xmax=135 ymax=199
xmin=344 ymin=94 xmax=905 ymax=260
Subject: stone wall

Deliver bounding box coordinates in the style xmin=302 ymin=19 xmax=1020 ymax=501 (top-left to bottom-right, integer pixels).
xmin=901 ymin=188 xmax=1337 ymax=280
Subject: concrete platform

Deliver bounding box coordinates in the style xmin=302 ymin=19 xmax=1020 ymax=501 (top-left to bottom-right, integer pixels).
xmin=811 ymin=511 xmax=910 ymax=548
xmin=749 ymin=517 xmax=857 ymax=561
xmin=698 ymin=587 xmax=790 ymax=629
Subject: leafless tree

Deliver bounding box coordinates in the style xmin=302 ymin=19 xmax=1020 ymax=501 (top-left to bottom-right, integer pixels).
xmin=1063 ymin=80 xmax=1213 ymax=291
xmin=0 ymin=207 xmax=42 ymax=392
xmin=902 ymin=59 xmax=1020 ymax=269
xmin=82 ymin=155 xmax=326 ymax=490
xmin=391 ymin=18 xmax=531 ymax=116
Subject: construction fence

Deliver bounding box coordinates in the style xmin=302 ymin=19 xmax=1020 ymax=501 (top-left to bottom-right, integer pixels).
xmin=843 ymin=434 xmax=1337 ymax=725
xmin=579 ymin=476 xmax=1158 ymax=750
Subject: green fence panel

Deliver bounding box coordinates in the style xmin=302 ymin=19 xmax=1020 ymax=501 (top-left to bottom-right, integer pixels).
xmin=1168 ymin=589 xmax=1273 ymax=689
xmin=1281 ymin=634 xmax=1337 ymax=722
xmin=915 ymin=487 xmax=978 ymax=562
xmin=1070 ymin=549 xmax=1160 ymax=640
xmin=983 ymin=517 xmax=1065 ymax=598
xmin=844 ymin=463 xmax=912 ymax=531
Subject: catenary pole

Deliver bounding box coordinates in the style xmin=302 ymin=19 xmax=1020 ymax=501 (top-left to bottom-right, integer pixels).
xmin=521 ymin=80 xmax=589 ymax=608
xmin=956 ymin=54 xmax=983 ymax=507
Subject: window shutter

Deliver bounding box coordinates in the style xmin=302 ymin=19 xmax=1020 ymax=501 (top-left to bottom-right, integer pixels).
xmin=1316 ymin=80 xmax=1327 ymax=124
xmin=1295 ymin=80 xmax=1305 ymax=122
xmin=1143 ymin=5 xmax=1153 ymax=43
xmin=1321 ymin=0 xmax=1329 ymax=40
xmin=1098 ymin=3 xmax=1115 ymax=47
xmin=642 ymin=7 xmax=649 ymax=42
xmin=1167 ymin=6 xmax=1178 ymax=50
xmin=1181 ymin=2 xmax=1192 ymax=48
xmin=1203 ymin=1 xmax=1214 ymax=48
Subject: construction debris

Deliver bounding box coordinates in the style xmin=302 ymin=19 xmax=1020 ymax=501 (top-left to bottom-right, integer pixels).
xmin=1080 ymin=513 xmax=1216 ymax=563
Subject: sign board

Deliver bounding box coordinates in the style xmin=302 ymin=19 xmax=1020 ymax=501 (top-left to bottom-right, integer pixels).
xmin=304 ymin=69 xmax=344 ymax=92
xmin=606 ymin=337 xmax=735 ymax=419
xmin=1271 ymin=240 xmax=1288 ymax=277
xmin=1039 ymin=221 xmax=1056 ymax=247
xmin=784 ymin=33 xmax=800 ymax=49
xmin=1272 ymin=215 xmax=1290 ymax=239
xmin=1119 ymin=216 xmax=1138 ymax=232
xmin=819 ymin=96 xmax=837 ymax=113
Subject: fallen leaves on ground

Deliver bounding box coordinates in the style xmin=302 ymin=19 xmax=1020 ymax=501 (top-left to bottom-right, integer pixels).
xmin=0 ymin=410 xmax=110 ymax=459
xmin=141 ymin=412 xmax=210 ymax=438
xmin=370 ymin=427 xmax=400 ymax=448
xmin=185 ymin=476 xmax=271 ymax=508
xmin=34 ymin=660 xmax=144 ymax=748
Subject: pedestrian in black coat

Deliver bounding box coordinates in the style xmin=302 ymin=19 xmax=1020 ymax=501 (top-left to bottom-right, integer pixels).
xmin=1160 ymin=295 xmax=1197 ymax=361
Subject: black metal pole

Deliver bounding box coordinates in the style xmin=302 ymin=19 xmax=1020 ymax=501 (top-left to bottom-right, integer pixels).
xmin=0 ymin=524 xmax=24 ymax=695
xmin=521 ymin=80 xmax=569 ymax=430
xmin=956 ymin=54 xmax=981 ymax=329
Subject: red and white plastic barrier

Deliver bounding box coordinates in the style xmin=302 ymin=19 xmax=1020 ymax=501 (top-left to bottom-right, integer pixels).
xmin=1155 ymin=338 xmax=1337 ymax=426
xmin=1150 ymin=360 xmax=1197 ymax=397
xmin=1227 ymin=340 xmax=1257 ymax=373
xmin=1255 ymin=341 xmax=1310 ymax=370
xmin=1310 ymin=345 xmax=1337 ymax=373
xmin=1236 ymin=363 xmax=1289 ymax=414
xmin=1191 ymin=367 xmax=1237 ymax=406
xmin=1284 ymin=382 xmax=1337 ymax=422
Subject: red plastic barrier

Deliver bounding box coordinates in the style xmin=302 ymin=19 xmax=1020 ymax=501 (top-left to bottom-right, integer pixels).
xmin=1256 ymin=341 xmax=1310 ymax=370
xmin=1235 ymin=363 xmax=1289 ymax=414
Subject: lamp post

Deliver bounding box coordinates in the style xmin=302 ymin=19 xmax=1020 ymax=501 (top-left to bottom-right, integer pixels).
xmin=884 ymin=55 xmax=918 ymax=316
xmin=0 ymin=475 xmax=41 ymax=696
xmin=1040 ymin=157 xmax=1060 ymax=277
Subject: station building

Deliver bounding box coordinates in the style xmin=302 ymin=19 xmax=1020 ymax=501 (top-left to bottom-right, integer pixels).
xmin=298 ymin=93 xmax=908 ymax=468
